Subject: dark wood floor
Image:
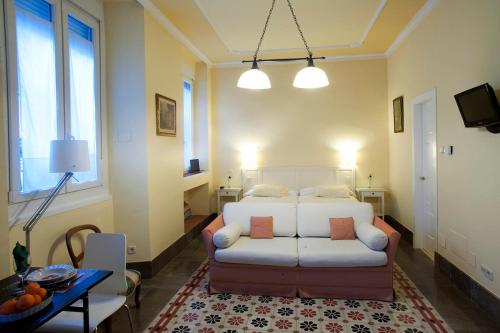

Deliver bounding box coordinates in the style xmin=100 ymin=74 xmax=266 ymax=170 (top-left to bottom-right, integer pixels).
xmin=112 ymin=236 xmax=500 ymax=333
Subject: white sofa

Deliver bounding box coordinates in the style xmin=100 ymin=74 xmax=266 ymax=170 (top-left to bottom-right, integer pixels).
xmin=202 ymin=201 xmax=401 ymax=300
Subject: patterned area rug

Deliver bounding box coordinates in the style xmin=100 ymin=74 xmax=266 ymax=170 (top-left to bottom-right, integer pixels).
xmin=144 ymin=261 xmax=454 ymax=333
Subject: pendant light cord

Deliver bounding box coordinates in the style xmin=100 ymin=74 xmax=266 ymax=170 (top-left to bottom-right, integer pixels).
xmin=253 ymin=0 xmax=276 ymax=61
xmin=286 ymin=0 xmax=312 ymax=58
xmin=253 ymin=0 xmax=313 ymax=61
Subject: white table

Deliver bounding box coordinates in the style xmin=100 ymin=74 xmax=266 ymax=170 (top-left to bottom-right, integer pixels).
xmin=216 ymin=187 xmax=243 ymax=213
xmin=356 ymin=188 xmax=387 ymax=220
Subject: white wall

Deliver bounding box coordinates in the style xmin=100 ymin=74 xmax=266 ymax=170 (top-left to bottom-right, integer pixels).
xmin=387 ymin=0 xmax=500 ymax=297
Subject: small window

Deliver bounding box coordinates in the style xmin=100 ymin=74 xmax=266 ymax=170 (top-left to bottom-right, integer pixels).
xmin=183 ymin=80 xmax=193 ymax=171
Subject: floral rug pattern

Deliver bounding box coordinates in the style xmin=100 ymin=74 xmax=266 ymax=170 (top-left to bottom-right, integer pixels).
xmin=144 ymin=262 xmax=453 ymax=333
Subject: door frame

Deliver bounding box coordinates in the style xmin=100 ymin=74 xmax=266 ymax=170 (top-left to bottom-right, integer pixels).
xmin=412 ymin=88 xmax=438 ymax=256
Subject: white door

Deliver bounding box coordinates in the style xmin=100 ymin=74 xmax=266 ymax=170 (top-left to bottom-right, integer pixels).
xmin=420 ymin=100 xmax=437 ymax=258
xmin=413 ymin=89 xmax=437 ymax=260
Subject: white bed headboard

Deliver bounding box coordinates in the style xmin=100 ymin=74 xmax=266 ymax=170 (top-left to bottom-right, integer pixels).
xmin=242 ymin=166 xmax=356 ymax=193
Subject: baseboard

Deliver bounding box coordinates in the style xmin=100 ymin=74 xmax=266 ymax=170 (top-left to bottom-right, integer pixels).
xmin=435 ymin=253 xmax=500 ymax=324
xmin=127 ymin=213 xmax=217 ymax=278
xmin=384 ymin=215 xmax=413 ymax=246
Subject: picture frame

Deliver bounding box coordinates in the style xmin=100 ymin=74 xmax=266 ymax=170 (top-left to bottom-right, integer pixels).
xmin=393 ymin=96 xmax=404 ymax=133
xmin=155 ymin=93 xmax=176 ymax=136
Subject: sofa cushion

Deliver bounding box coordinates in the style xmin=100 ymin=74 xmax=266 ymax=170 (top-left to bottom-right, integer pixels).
xmin=298 ymin=238 xmax=387 ymax=267
xmin=330 ymin=217 xmax=355 ymax=240
xmin=223 ymin=202 xmax=297 ymax=237
xmin=215 ymin=236 xmax=298 ymax=267
xmin=250 ymin=216 xmax=274 ymax=239
xmin=213 ymin=224 xmax=242 ymax=248
xmin=356 ymin=223 xmax=388 ymax=251
xmin=297 ymin=202 xmax=373 ymax=237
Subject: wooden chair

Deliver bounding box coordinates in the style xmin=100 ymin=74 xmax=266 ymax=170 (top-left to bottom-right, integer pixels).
xmin=66 ymin=225 xmax=142 ymax=308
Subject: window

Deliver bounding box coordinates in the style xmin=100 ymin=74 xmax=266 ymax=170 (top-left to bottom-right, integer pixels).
xmin=5 ymin=0 xmax=101 ymax=202
xmin=183 ymin=80 xmax=193 ymax=171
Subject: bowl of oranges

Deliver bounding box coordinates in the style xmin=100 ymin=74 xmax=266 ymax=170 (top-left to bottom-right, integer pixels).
xmin=0 ymin=282 xmax=52 ymax=323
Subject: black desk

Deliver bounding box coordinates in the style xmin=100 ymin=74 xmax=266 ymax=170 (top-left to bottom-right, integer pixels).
xmin=0 ymin=269 xmax=112 ymax=333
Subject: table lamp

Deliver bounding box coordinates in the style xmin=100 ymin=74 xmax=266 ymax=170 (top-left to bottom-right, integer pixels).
xmin=23 ymin=139 xmax=90 ymax=254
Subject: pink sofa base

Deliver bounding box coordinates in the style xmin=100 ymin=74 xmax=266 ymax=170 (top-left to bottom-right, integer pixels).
xmin=202 ymin=214 xmax=400 ymax=301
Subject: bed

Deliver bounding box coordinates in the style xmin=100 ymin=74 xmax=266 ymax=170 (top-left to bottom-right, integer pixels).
xmin=240 ymin=166 xmax=357 ymax=203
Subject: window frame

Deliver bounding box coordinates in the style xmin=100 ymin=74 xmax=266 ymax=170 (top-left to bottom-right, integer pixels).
xmin=183 ymin=79 xmax=194 ymax=172
xmin=3 ymin=0 xmax=103 ymax=203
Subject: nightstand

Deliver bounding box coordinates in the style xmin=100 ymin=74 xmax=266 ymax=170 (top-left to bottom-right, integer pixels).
xmin=216 ymin=187 xmax=243 ymax=213
xmin=356 ymin=188 xmax=387 ymax=220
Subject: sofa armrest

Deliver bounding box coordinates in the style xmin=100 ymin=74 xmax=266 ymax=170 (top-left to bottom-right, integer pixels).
xmin=202 ymin=214 xmax=225 ymax=260
xmin=373 ymin=217 xmax=401 ymax=266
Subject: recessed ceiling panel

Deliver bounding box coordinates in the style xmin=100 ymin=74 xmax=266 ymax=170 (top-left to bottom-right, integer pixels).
xmin=195 ymin=0 xmax=384 ymax=54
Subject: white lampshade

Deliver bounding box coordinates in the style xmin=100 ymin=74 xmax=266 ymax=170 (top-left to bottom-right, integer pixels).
xmin=237 ymin=61 xmax=271 ymax=89
xmin=293 ymin=61 xmax=329 ymax=89
xmin=49 ymin=140 xmax=90 ymax=173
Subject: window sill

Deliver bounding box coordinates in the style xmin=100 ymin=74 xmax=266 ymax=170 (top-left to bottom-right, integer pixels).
xmin=8 ymin=186 xmax=112 ymax=227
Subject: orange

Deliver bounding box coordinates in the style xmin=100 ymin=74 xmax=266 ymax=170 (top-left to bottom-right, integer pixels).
xmin=25 ymin=282 xmax=41 ymax=295
xmin=16 ymin=294 xmax=35 ymax=311
xmin=36 ymin=288 xmax=47 ymax=299
xmin=32 ymin=294 xmax=42 ymax=305
xmin=0 ymin=299 xmax=17 ymax=315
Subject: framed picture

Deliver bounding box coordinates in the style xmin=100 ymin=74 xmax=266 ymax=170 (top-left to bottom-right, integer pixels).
xmin=155 ymin=93 xmax=176 ymax=136
xmin=393 ymin=96 xmax=404 ymax=133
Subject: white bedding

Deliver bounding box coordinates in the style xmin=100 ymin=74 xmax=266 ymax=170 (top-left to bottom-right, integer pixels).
xmin=240 ymin=195 xmax=298 ymax=203
xmin=298 ymin=195 xmax=358 ymax=203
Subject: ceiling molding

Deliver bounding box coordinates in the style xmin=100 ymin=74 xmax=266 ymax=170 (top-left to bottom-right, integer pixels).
xmin=356 ymin=0 xmax=387 ymax=47
xmin=137 ymin=0 xmax=213 ymax=66
xmin=194 ymin=0 xmax=387 ymax=55
xmin=212 ymin=53 xmax=386 ymax=68
xmin=385 ymin=0 xmax=439 ymax=57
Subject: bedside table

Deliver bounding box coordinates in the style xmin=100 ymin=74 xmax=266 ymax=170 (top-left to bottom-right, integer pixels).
xmin=216 ymin=187 xmax=243 ymax=213
xmin=356 ymin=188 xmax=387 ymax=220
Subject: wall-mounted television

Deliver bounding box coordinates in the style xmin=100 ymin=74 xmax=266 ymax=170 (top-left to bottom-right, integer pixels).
xmin=454 ymin=83 xmax=500 ymax=133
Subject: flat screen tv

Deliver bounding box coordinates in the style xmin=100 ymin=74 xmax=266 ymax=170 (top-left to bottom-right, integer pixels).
xmin=454 ymin=83 xmax=500 ymax=128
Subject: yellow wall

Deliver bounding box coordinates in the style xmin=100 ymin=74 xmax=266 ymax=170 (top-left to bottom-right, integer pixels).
xmin=8 ymin=201 xmax=114 ymax=266
xmin=212 ymin=59 xmax=389 ymax=190
xmin=105 ymin=0 xmax=151 ymax=262
xmin=387 ymin=0 xmax=500 ymax=296
xmin=143 ymin=11 xmax=199 ymax=259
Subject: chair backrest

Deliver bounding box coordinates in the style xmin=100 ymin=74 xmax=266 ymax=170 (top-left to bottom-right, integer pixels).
xmin=82 ymin=233 xmax=127 ymax=294
xmin=66 ymin=224 xmax=101 ymax=268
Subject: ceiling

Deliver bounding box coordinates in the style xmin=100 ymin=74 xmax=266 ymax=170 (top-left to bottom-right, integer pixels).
xmin=151 ymin=0 xmax=427 ymax=64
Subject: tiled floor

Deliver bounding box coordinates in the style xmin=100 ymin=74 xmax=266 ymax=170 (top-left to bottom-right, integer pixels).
xmin=112 ymin=236 xmax=499 ymax=333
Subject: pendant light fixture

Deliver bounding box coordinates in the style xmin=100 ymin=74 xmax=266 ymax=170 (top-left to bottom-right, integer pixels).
xmin=237 ymin=0 xmax=329 ymax=89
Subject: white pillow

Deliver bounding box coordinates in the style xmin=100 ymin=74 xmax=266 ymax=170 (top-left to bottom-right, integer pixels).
xmin=319 ymin=186 xmax=353 ymax=198
xmin=299 ymin=185 xmax=353 ymax=198
xmin=356 ymin=223 xmax=388 ymax=251
xmin=252 ymin=184 xmax=289 ymax=197
xmin=213 ymin=224 xmax=242 ymax=248
xmin=243 ymin=190 xmax=254 ymax=197
xmin=299 ymin=186 xmax=319 ymax=196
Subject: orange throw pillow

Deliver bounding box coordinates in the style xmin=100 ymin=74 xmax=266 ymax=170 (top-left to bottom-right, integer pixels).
xmin=330 ymin=217 xmax=355 ymax=240
xmin=250 ymin=216 xmax=274 ymax=239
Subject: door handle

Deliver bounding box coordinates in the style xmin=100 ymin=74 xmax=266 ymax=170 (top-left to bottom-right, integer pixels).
xmin=419 ymin=176 xmax=426 ymax=180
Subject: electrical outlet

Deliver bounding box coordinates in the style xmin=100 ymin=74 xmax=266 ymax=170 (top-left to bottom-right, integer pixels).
xmin=481 ymin=264 xmax=494 ymax=281
xmin=127 ymin=245 xmax=137 ymax=255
